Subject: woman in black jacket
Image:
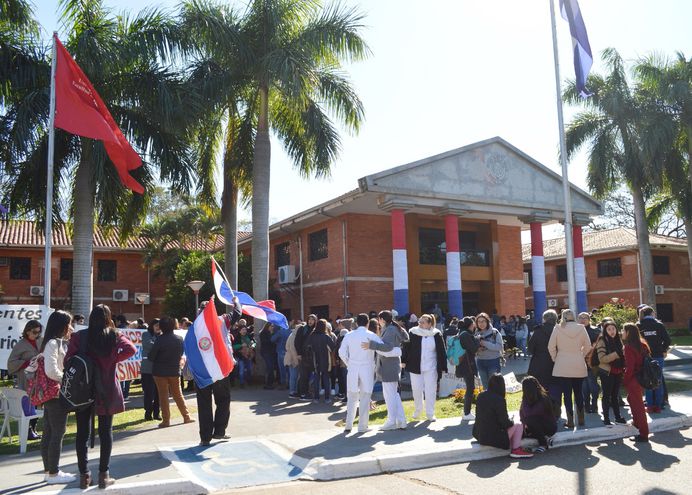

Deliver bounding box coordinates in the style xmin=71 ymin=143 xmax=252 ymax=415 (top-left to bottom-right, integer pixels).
xmin=306 ymin=319 xmax=336 ymax=403
xmin=454 ymin=317 xmax=479 ymax=421
xmin=149 ymin=317 xmax=194 ymax=428
xmin=473 ymin=374 xmax=533 ymax=458
xmin=402 ymin=314 xmax=447 ymax=421
xmin=527 ymin=309 xmax=559 ymax=416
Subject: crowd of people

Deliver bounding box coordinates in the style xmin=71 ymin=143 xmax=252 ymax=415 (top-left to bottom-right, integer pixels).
xmin=3 ymin=299 xmax=673 ymax=485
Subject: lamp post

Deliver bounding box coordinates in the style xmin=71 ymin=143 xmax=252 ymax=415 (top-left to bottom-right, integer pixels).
xmin=186 ymin=280 xmax=205 ymax=314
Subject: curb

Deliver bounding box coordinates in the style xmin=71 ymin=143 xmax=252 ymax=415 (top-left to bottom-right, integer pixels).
xmin=33 ymin=479 xmax=207 ymax=495
xmin=302 ymin=411 xmax=692 ymax=481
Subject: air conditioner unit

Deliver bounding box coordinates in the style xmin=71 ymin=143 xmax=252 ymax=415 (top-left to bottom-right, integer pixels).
xmin=112 ymin=289 xmax=129 ymax=302
xmin=30 ymin=286 xmax=44 ymax=297
xmin=278 ymin=265 xmax=296 ymax=284
xmin=547 ymin=299 xmax=558 ymax=308
xmin=655 ymin=285 xmax=664 ymax=295
xmin=134 ymin=292 xmax=151 ymax=305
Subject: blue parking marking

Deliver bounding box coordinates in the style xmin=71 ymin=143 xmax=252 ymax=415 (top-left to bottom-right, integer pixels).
xmin=163 ymin=440 xmax=304 ymax=490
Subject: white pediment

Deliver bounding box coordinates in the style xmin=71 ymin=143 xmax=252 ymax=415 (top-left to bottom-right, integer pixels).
xmin=359 ymin=137 xmax=602 ymax=218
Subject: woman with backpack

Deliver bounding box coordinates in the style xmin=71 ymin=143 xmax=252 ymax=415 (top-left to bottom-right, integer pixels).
xmin=454 ymin=317 xmax=479 ymax=421
xmin=34 ymin=310 xmax=75 ymax=484
xmin=475 ymin=313 xmax=504 ymax=390
xmin=7 ymin=319 xmax=43 ymax=440
xmin=622 ymin=322 xmax=650 ymax=443
xmin=595 ymin=319 xmax=627 ymax=426
xmin=402 ymin=314 xmax=447 ymax=422
xmin=66 ymin=304 xmax=136 ymax=489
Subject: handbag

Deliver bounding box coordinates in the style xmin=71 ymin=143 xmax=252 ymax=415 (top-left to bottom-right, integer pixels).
xmin=446 ymin=335 xmax=465 ymax=366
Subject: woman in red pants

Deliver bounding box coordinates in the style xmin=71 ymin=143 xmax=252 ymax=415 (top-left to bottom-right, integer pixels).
xmin=622 ymin=323 xmax=650 ymax=443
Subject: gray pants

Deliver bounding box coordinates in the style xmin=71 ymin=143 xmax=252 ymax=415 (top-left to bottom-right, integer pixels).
xmin=41 ymin=399 xmax=69 ymax=474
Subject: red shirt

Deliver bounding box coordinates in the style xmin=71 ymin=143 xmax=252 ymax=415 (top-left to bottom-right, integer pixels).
xmin=623 ymin=343 xmax=649 ymax=386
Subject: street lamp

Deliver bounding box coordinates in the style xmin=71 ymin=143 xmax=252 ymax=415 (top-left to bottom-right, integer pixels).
xmin=186 ymin=280 xmax=205 ymax=314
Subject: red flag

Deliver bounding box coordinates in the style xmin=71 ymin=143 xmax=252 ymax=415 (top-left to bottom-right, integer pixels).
xmin=53 ymin=35 xmax=144 ymax=194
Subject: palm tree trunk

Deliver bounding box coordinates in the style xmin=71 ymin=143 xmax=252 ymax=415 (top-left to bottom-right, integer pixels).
xmin=72 ymin=141 xmax=96 ymax=316
xmin=631 ymin=186 xmax=656 ymax=306
xmin=251 ymin=85 xmax=271 ymax=302
xmin=223 ymin=180 xmax=239 ymax=290
xmin=685 ymin=217 xmax=692 ymax=283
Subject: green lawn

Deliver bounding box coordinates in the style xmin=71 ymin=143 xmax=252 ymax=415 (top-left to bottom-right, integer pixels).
xmin=671 ymin=335 xmax=692 ymax=347
xmin=0 ymin=381 xmax=195 ymax=456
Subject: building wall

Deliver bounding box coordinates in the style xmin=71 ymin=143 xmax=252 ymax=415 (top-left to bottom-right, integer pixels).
xmin=524 ymin=249 xmax=692 ymax=328
xmin=261 ymin=213 xmax=526 ymax=321
xmin=0 ymin=247 xmax=167 ymax=320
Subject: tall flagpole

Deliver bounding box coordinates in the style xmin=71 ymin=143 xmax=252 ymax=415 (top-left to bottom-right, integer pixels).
xmin=44 ymin=33 xmax=57 ymax=309
xmin=549 ymin=0 xmax=577 ymax=313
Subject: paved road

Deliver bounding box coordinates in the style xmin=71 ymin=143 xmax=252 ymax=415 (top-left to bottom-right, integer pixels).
xmin=219 ymin=427 xmax=692 ymax=495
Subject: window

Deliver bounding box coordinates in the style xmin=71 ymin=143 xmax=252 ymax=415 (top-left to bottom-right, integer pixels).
xmin=60 ymin=258 xmax=72 ymax=281
xmin=9 ymin=257 xmax=31 ymax=280
xmin=556 ymin=264 xmax=568 ymax=282
xmin=597 ymin=258 xmax=622 ymax=278
xmin=97 ymin=259 xmax=117 ymax=282
xmin=308 ymin=229 xmax=328 ymax=261
xmin=524 ymin=270 xmax=533 ymax=287
xmin=653 ymin=255 xmax=670 ymax=275
xmin=419 ymin=228 xmax=446 ymax=265
xmin=655 ymin=303 xmax=673 ymax=323
xmin=309 ymin=305 xmax=329 ymax=320
xmin=459 ymin=231 xmax=477 ymax=250
xmin=275 ymin=242 xmax=290 ymax=269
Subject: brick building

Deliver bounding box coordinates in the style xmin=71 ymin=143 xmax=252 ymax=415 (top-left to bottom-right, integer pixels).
xmin=522 ymin=227 xmax=692 ymax=329
xmin=238 ymin=137 xmax=603 ymax=322
xmin=0 ymin=220 xmax=243 ymax=320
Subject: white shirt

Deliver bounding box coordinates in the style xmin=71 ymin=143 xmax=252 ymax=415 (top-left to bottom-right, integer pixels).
xmin=420 ymin=335 xmax=437 ymax=372
xmin=338 ymin=326 xmax=383 ymax=367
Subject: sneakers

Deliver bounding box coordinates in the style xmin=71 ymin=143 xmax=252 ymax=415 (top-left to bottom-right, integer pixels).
xmin=462 ymin=413 xmax=475 ymax=421
xmin=397 ymin=420 xmax=407 ymax=430
xmin=631 ymin=435 xmax=649 ymax=443
xmin=614 ymin=417 xmax=627 ymax=424
xmin=510 ymin=448 xmax=534 ymax=458
xmin=412 ymin=411 xmax=421 ymax=421
xmin=380 ymin=422 xmax=399 ymax=431
xmin=427 ymin=415 xmax=437 ymax=422
xmin=603 ymin=419 xmax=613 ymax=426
xmin=45 ymin=471 xmax=77 ymax=484
xmin=533 ymin=446 xmax=547 ymax=454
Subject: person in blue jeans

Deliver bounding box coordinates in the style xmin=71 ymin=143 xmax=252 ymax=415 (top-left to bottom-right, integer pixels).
xmin=638 ymin=306 xmax=671 ymax=412
xmin=271 ymin=324 xmax=291 ymax=389
xmin=475 ymin=313 xmax=504 ymax=390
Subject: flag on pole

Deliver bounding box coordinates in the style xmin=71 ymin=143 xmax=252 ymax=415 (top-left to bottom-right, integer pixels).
xmin=560 ymin=0 xmax=593 ymax=98
xmin=52 ymin=35 xmax=144 ymax=193
xmin=183 ymin=297 xmax=234 ymax=388
xmin=211 ymin=258 xmax=289 ymax=329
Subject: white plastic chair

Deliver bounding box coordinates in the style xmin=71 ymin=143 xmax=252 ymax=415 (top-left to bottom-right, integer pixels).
xmin=0 ymin=387 xmax=44 ymax=454
xmin=0 ymin=389 xmax=11 ymax=442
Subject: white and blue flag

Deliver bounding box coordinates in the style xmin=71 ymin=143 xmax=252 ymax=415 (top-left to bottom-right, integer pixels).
xmin=560 ymin=0 xmax=593 ymax=97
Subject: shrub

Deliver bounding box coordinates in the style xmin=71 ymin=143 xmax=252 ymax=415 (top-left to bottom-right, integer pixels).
xmin=592 ymin=302 xmax=638 ymax=329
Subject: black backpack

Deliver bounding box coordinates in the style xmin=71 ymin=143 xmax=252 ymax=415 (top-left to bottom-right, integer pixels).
xmin=636 ymin=354 xmax=662 ymax=390
xmin=60 ymin=330 xmax=98 ymax=411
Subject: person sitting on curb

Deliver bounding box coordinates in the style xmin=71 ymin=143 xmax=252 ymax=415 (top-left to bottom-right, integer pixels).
xmin=519 ymin=376 xmax=557 ymax=453
xmin=473 ymin=373 xmax=534 ymax=459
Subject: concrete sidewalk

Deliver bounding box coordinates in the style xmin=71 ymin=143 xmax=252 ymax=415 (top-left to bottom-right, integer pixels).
xmin=1 ymin=386 xmax=691 ymax=494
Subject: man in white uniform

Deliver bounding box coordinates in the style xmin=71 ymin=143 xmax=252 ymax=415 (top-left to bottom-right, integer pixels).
xmin=338 ymin=313 xmax=383 ymax=433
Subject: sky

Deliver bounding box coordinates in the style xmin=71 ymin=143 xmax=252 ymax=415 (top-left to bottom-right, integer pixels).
xmin=32 ymin=0 xmax=692 ymax=237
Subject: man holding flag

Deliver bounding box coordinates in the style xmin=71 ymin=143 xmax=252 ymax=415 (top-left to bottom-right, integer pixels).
xmin=184 ymin=296 xmax=242 ymax=446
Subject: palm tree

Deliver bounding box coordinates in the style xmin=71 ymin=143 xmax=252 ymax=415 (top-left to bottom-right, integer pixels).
xmin=564 ymin=48 xmax=664 ymax=306
xmin=240 ymin=0 xmax=368 ymax=300
xmin=0 ymin=0 xmax=200 ymax=315
xmin=180 ymin=0 xmax=368 ymax=300
xmin=636 ymin=53 xmax=692 ymax=279
xmin=179 ymin=0 xmax=254 ymax=290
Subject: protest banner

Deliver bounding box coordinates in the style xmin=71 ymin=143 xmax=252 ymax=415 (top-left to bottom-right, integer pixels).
xmin=116 ymin=328 xmax=143 ymax=381
xmin=0 ymin=305 xmax=52 ymax=369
